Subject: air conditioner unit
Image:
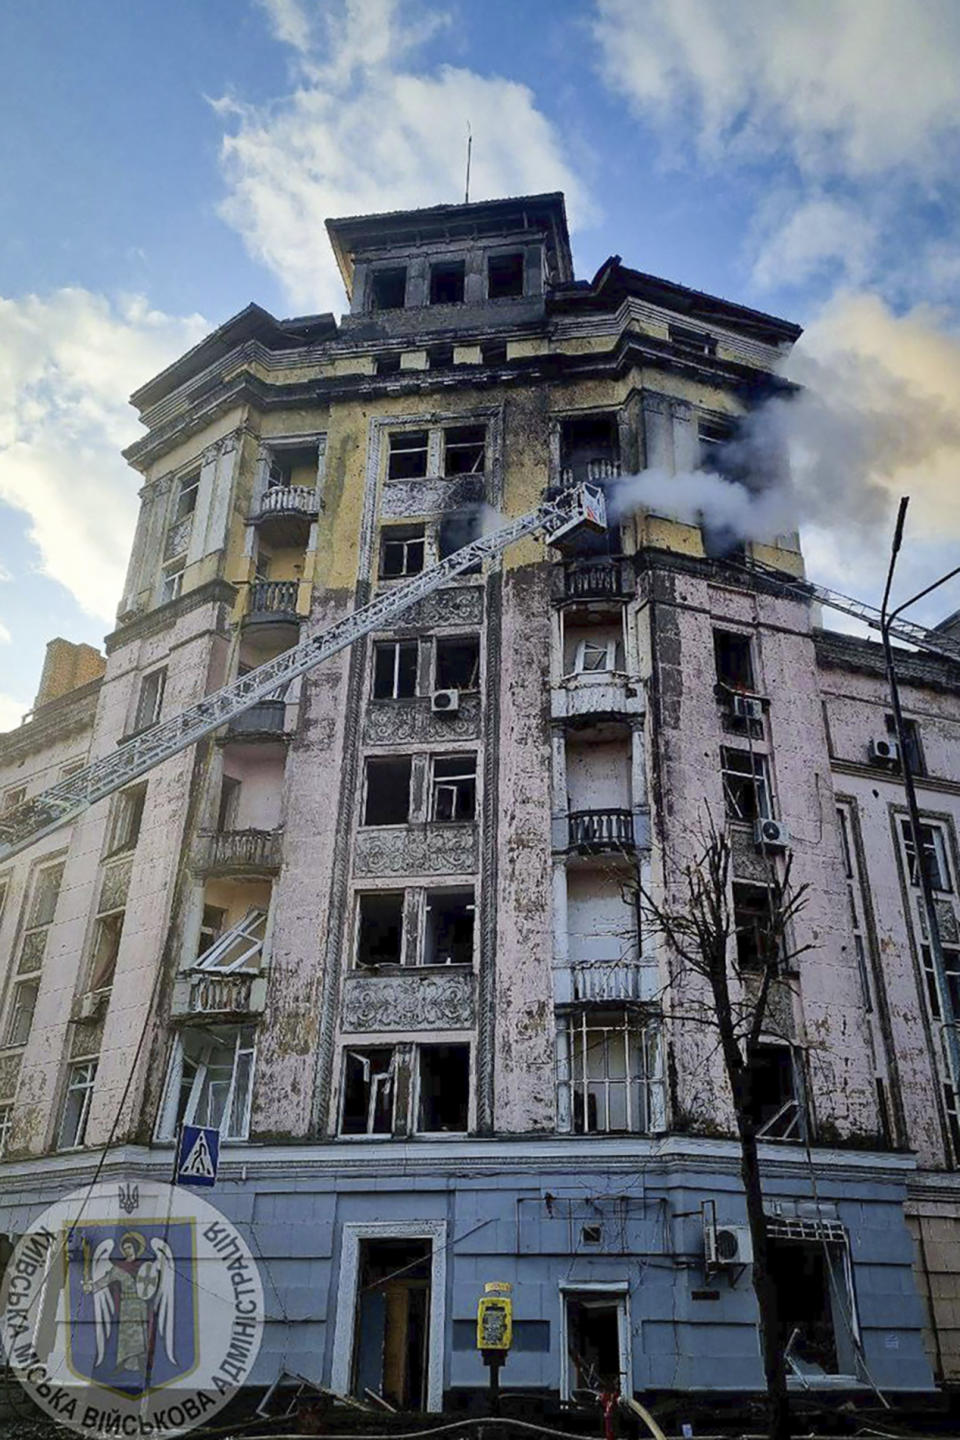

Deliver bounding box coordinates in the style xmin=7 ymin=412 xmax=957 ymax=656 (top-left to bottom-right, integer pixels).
xmin=431 ymin=689 xmax=460 ymax=714
xmin=755 ymin=818 xmax=790 ymax=852
xmin=732 ymin=693 xmax=764 ymax=721
xmin=78 ymin=990 xmax=106 ymax=1021
xmin=705 ymin=1220 xmax=753 ymax=1269
xmin=869 ymin=736 xmax=900 ymax=765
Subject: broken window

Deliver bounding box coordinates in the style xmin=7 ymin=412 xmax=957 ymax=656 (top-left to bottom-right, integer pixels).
xmin=58 ymin=1059 xmax=97 ymax=1149
xmin=713 ymin=630 xmax=754 ymax=691
xmin=363 ymin=757 xmax=412 ymax=826
xmin=159 ymin=1023 xmax=256 ymax=1140
xmin=701 ymin=519 xmax=746 ymax=563
xmin=767 ymin=1233 xmax=857 ymax=1377
xmin=560 ymin=413 xmax=620 ymax=486
xmin=174 ymin=472 xmax=200 ymax=523
xmin=134 ymin=668 xmax=166 ymax=731
xmin=481 ymin=339 xmax=507 ymax=365
xmin=417 ymin=1044 xmax=469 ymax=1131
xmin=217 ymin=775 xmax=241 ymax=832
xmin=354 ymin=1238 xmax=431 ymax=1408
xmin=575 ymin=638 xmax=617 ymax=674
xmin=672 ymin=323 xmax=717 ymax=357
xmin=722 ymin=749 xmax=770 ymax=822
xmin=380 ymin=525 xmax=425 ymax=578
xmin=919 ymin=943 xmax=960 ymax=1023
xmin=487 ymin=252 xmax=525 ymax=299
xmin=370 ymin=267 xmax=407 ymax=311
xmin=372 ymin=640 xmax=418 ymax=700
xmin=744 ymin=1043 xmax=800 ymax=1138
xmin=160 ymin=559 xmax=185 ymax=603
xmin=431 ymin=755 xmax=476 ymax=822
xmin=387 ymin=430 xmax=428 ymax=481
xmin=266 ymin=443 xmax=318 ymax=489
xmin=733 ymin=882 xmax=779 ymax=972
xmin=194 ymin=908 xmax=267 ymax=973
xmin=443 ymin=424 xmax=486 ymax=476
xmin=341 ymin=1047 xmax=396 ymax=1134
xmin=106 ymin=783 xmax=146 ymax=856
xmin=428 ymin=344 xmax=454 ymax=370
xmin=438 ymin=505 xmax=483 ymax=568
xmin=423 ymin=889 xmax=474 ymax=966
xmin=560 ymin=1009 xmax=664 ymax=1134
xmin=5 ymin=979 xmax=39 ymax=1047
xmin=900 ymin=818 xmax=952 ymax=892
xmin=435 ymin=635 xmax=480 ymax=691
xmin=356 ymin=893 xmax=404 ymax=967
xmin=430 ymin=260 xmax=465 ymax=305
xmin=88 ymin=912 xmax=124 ymax=992
xmin=376 ymin=353 xmax=401 ymax=376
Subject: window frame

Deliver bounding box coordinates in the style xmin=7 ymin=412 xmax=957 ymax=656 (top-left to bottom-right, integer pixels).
xmin=422 ymin=887 xmax=476 ymax=967
xmin=362 ymin=756 xmax=413 ymax=828
xmin=339 ymin=1046 xmax=397 ymax=1136
xmin=721 ymin=748 xmax=772 ymax=823
xmin=558 ymin=1008 xmax=665 ymax=1136
xmin=354 ymin=891 xmax=406 ymax=969
xmin=370 ymin=266 xmax=407 ymax=312
xmin=486 ymin=251 xmax=525 ymax=300
xmin=134 ymin=668 xmax=167 ymax=733
xmin=4 ymin=861 xmax=64 ymax=1048
xmin=372 ymin=640 xmax=418 ymax=701
xmin=173 ymin=472 xmax=200 ymax=524
xmin=713 ymin=629 xmax=755 ymax=692
xmin=106 ymin=783 xmax=147 ymax=857
xmin=58 ymin=1058 xmax=98 ymax=1150
xmin=429 ymin=260 xmax=465 ymax=306
xmin=435 ymin=634 xmax=480 ymax=692
xmin=430 ymin=754 xmax=477 ymax=823
xmin=157 ymin=1023 xmax=257 ymax=1141
xmin=900 ymin=817 xmax=953 ymax=893
xmin=414 ymin=1042 xmax=471 ymax=1134
xmin=379 ymin=525 xmax=426 ymax=579
xmin=386 ymin=430 xmax=429 ymax=481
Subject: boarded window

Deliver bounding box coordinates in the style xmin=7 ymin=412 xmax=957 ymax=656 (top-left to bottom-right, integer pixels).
xmin=356 ymin=893 xmax=404 ymax=967
xmin=341 ymin=1047 xmax=395 ymax=1134
xmin=417 ymin=1044 xmax=469 ymax=1131
xmin=364 ymin=757 xmax=412 ymax=826
xmin=435 ymin=636 xmax=479 ymax=691
xmin=431 ymin=755 xmax=476 ymax=822
xmin=373 ymin=641 xmax=418 ymax=700
xmin=424 ymin=889 xmax=474 ymax=966
xmin=487 ymin=252 xmax=524 ymax=299
xmin=380 ymin=525 xmax=425 ymax=578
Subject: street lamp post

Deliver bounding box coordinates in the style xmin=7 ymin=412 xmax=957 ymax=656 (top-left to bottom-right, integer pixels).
xmin=881 ymin=497 xmax=960 ymax=1155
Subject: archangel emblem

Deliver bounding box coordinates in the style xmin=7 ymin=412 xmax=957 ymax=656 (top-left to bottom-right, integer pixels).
xmin=67 ymin=1222 xmax=196 ymax=1397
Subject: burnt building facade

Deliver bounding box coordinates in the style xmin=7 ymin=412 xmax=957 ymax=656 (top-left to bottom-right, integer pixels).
xmin=1 ymin=193 xmax=958 ymax=1408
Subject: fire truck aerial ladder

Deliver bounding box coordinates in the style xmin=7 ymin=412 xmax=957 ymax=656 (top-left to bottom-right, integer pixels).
xmin=0 ymin=484 xmax=608 ymax=864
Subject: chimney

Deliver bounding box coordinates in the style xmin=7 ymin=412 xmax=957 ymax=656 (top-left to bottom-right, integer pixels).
xmin=34 ymin=639 xmax=106 ymax=709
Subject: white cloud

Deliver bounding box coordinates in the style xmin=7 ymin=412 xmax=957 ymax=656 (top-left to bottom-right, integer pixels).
xmin=0 ymin=693 xmax=29 ymax=733
xmin=216 ymin=0 xmax=592 ymax=311
xmin=0 ymin=290 xmax=206 ymax=621
xmin=749 ymin=196 xmax=878 ymax=293
xmin=593 ymin=0 xmax=960 ymax=180
xmin=0 ymin=621 xmax=10 ymax=644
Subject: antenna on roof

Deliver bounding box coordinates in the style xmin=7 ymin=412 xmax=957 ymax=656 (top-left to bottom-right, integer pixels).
xmin=464 ymin=122 xmax=472 ymax=204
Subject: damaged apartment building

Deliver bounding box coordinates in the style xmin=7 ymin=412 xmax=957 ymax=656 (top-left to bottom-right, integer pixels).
xmin=2 ymin=192 xmax=960 ymax=1411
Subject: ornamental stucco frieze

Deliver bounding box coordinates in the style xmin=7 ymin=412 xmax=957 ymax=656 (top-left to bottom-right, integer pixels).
xmin=397 ymin=587 xmax=483 ymax=631
xmin=354 ymin=823 xmax=478 ymax=877
xmin=0 ymin=1052 xmax=21 ymax=1101
xmin=98 ymin=856 xmax=134 ymax=913
xmin=363 ymin=694 xmax=481 ymax=746
xmin=381 ymin=476 xmax=486 ymax=519
xmin=342 ymin=969 xmax=475 ymax=1031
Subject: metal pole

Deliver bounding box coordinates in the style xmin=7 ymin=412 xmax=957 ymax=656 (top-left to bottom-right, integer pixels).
xmin=880 ymin=498 xmax=960 ymax=1154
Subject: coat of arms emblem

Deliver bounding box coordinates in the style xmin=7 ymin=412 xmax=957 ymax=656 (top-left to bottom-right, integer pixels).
xmin=66 ymin=1221 xmax=197 ymax=1397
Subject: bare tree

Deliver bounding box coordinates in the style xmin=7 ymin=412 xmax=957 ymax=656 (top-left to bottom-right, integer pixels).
xmin=640 ymin=817 xmax=813 ymax=1440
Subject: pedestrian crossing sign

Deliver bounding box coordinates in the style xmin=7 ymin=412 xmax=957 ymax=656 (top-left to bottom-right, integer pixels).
xmin=176 ymin=1124 xmax=220 ymax=1188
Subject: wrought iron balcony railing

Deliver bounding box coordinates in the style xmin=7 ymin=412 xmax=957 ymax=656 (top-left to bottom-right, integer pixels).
xmin=225 ymin=699 xmax=288 ymax=738
xmin=568 ymin=808 xmax=635 ymax=852
xmin=247 ymin=579 xmax=299 ymax=617
xmin=193 ymin=827 xmax=283 ymax=874
xmin=563 ymin=560 xmax=629 ymax=601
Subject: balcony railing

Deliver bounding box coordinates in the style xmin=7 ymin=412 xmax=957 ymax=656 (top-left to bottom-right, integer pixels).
xmin=191 ymin=973 xmax=255 ymax=1015
xmin=247 ymin=579 xmax=299 ymax=617
xmin=193 ymin=828 xmax=283 ymax=874
xmin=558 ymin=458 xmax=622 ymax=488
xmin=255 ymin=485 xmax=319 ymax=521
xmin=572 ymin=960 xmax=647 ymax=1003
xmin=568 ymin=809 xmax=635 ymax=852
xmin=226 ymin=699 xmax=288 ymax=738
xmin=563 ymin=560 xmax=628 ymax=601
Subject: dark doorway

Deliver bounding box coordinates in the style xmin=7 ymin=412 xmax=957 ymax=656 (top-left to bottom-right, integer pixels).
xmin=565 ymin=1293 xmax=623 ymax=1394
xmin=767 ymin=1237 xmax=841 ymax=1374
xmin=354 ymin=1238 xmax=431 ymax=1410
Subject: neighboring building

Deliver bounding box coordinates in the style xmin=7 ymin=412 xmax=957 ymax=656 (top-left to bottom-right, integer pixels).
xmin=1 ymin=192 xmax=959 ymax=1409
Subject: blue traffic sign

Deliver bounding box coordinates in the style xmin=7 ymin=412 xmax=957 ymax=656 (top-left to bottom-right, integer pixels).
xmin=176 ymin=1124 xmax=220 ymax=1188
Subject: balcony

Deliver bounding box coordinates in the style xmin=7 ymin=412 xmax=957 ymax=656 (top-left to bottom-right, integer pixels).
xmin=192 ymin=828 xmax=283 ymax=876
xmin=558 ymin=458 xmax=622 ymax=488
xmin=572 ymin=960 xmax=651 ymax=1003
xmin=551 ymin=673 xmax=643 ymax=723
xmin=242 ymin=579 xmax=301 ymax=652
xmin=225 ymin=699 xmax=289 ymax=741
xmin=251 ymin=485 xmax=319 ymax=546
xmin=559 ymin=559 xmax=630 ymax=603
xmin=568 ymin=808 xmax=635 ymax=854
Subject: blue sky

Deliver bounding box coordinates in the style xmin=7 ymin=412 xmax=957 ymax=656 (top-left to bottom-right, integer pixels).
xmin=1 ymin=0 xmax=959 ymax=726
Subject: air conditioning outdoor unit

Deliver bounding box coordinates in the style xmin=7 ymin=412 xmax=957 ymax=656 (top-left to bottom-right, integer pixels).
xmin=755 ymin=817 xmax=790 ymax=852
xmin=869 ymin=736 xmax=900 ymax=765
xmin=704 ymin=1219 xmax=754 ymax=1270
xmin=732 ymin=693 xmax=764 ymax=721
xmin=431 ymin=689 xmax=460 ymax=714
xmin=78 ymin=990 xmax=106 ymax=1022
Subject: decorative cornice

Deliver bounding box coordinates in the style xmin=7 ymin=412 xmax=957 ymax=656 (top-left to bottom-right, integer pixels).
xmin=0 ymin=680 xmax=101 ymax=764
xmin=815 ymin=628 xmax=960 ymax=692
xmin=104 ymin=579 xmax=238 ymax=654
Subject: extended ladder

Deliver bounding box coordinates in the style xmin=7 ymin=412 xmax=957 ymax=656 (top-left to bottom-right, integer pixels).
xmin=729 ymin=556 xmax=960 ymax=665
xmin=0 ymin=486 xmax=605 ymax=863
